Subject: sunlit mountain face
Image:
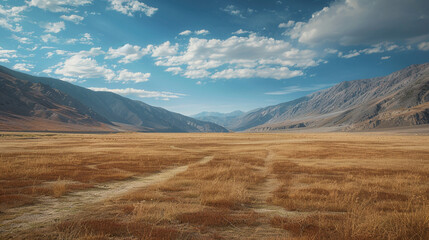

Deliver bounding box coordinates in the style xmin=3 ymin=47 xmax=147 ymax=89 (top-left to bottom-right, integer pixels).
xmin=1 ymin=0 xmax=429 ymax=115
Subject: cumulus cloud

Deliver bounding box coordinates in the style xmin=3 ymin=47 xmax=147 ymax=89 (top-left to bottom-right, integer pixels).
xmin=88 ymin=87 xmax=186 ymax=100
xmin=115 ymin=69 xmax=150 ymax=83
xmin=66 ymin=33 xmax=93 ymax=45
xmin=60 ymin=14 xmax=84 ymax=24
xmin=0 ymin=18 xmax=22 ymax=32
xmin=232 ymin=29 xmax=251 ymax=35
xmin=41 ymin=34 xmax=58 ymax=43
xmin=221 ymin=5 xmax=244 ymax=18
xmin=381 ymin=56 xmax=391 ymax=60
xmin=0 ymin=5 xmax=26 ymax=32
xmin=108 ymin=0 xmax=157 ymax=17
xmin=183 ymin=69 xmax=210 ymax=79
xmin=195 ymin=29 xmax=209 ymax=35
xmin=0 ymin=47 xmax=18 ymax=59
xmin=150 ymin=41 xmax=178 ymax=58
xmin=165 ymin=67 xmax=182 ymax=75
xmin=289 ymin=0 xmax=429 ymax=46
xmin=179 ymin=29 xmax=209 ymax=36
xmin=106 ymin=43 xmax=150 ymax=63
xmin=27 ymin=0 xmax=92 ymax=12
xmin=278 ymin=20 xmax=295 ymax=28
xmin=44 ymin=21 xmax=65 ymax=33
xmin=154 ymin=34 xmax=318 ymax=80
xmin=13 ymin=63 xmax=34 ymax=72
xmin=54 ymin=54 xmax=115 ymax=80
xmin=212 ymin=67 xmax=303 ymax=80
xmin=179 ymin=30 xmax=192 ymax=36
xmin=12 ymin=34 xmax=32 ymax=44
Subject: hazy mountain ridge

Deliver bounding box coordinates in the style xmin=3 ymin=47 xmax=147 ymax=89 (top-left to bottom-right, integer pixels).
xmin=0 ymin=65 xmax=228 ymax=132
xmin=191 ymin=111 xmax=245 ymax=129
xmin=232 ymin=63 xmax=429 ymax=132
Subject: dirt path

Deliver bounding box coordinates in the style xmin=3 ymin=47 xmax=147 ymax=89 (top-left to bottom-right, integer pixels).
xmin=0 ymin=156 xmax=213 ymax=237
xmin=250 ymin=150 xmax=307 ymax=218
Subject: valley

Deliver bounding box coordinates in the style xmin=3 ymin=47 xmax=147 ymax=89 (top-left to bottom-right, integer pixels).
xmin=1 ymin=132 xmax=428 ymax=239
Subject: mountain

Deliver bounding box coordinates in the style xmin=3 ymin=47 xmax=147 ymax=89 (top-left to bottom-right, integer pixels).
xmin=230 ymin=63 xmax=429 ymax=132
xmin=0 ymin=71 xmax=114 ymax=132
xmin=191 ymin=110 xmax=245 ymax=129
xmin=0 ymin=65 xmax=228 ymax=132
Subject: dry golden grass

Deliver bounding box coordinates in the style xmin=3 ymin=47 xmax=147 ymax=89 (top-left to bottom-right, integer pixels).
xmin=0 ymin=132 xmax=428 ymax=239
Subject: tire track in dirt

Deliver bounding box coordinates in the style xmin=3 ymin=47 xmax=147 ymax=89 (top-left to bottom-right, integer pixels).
xmin=250 ymin=150 xmax=308 ymax=218
xmin=0 ymin=156 xmax=214 ymax=237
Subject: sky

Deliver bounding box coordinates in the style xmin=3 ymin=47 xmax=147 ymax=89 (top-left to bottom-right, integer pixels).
xmin=1 ymin=0 xmax=429 ymax=116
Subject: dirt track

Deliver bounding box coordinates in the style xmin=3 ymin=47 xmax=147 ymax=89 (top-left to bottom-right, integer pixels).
xmin=0 ymin=156 xmax=213 ymax=238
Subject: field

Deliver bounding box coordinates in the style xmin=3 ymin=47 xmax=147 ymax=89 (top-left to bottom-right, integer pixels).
xmin=0 ymin=132 xmax=428 ymax=239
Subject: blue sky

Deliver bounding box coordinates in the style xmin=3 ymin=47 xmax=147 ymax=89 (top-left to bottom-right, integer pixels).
xmin=1 ymin=0 xmax=429 ymax=115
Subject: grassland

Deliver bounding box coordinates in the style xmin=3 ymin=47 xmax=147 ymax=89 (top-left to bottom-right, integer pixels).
xmin=0 ymin=132 xmax=428 ymax=239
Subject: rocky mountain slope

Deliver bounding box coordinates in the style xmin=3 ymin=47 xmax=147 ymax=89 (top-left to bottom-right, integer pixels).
xmin=0 ymin=66 xmax=228 ymax=132
xmin=0 ymin=71 xmax=115 ymax=131
xmin=231 ymin=63 xmax=429 ymax=132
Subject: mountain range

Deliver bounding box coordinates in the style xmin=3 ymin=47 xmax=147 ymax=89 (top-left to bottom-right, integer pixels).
xmin=193 ymin=63 xmax=429 ymax=132
xmin=0 ymin=65 xmax=228 ymax=132
xmin=1 ymin=63 xmax=428 ymax=132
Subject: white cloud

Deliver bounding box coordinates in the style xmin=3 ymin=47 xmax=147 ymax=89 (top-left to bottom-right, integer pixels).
xmin=232 ymin=29 xmax=251 ymax=35
xmin=41 ymin=34 xmax=58 ymax=43
xmin=60 ymin=77 xmax=78 ymax=82
xmin=179 ymin=30 xmax=192 ymax=36
xmin=106 ymin=43 xmax=150 ymax=63
xmin=165 ymin=67 xmax=182 ymax=75
xmin=265 ymin=84 xmax=332 ymax=95
xmin=212 ymin=67 xmax=303 ymax=80
xmin=0 ymin=5 xmax=26 ymax=32
xmin=88 ymin=87 xmax=186 ymax=100
xmin=338 ymin=50 xmax=360 ymax=59
xmin=154 ymin=34 xmax=318 ymax=80
xmin=44 ymin=21 xmax=65 ymax=33
xmin=0 ymin=18 xmax=22 ymax=32
xmin=0 ymin=47 xmax=18 ymax=59
xmin=324 ymin=48 xmax=338 ymax=54
xmin=115 ymin=69 xmax=150 ymax=83
xmin=179 ymin=29 xmax=210 ymax=36
xmin=54 ymin=54 xmax=115 ymax=80
xmin=381 ymin=56 xmax=391 ymax=60
xmin=66 ymin=33 xmax=93 ymax=45
xmin=0 ymin=58 xmax=9 ymax=63
xmin=418 ymin=42 xmax=429 ymax=51
xmin=150 ymin=41 xmax=178 ymax=58
xmin=12 ymin=34 xmax=31 ymax=44
xmin=338 ymin=42 xmax=400 ymax=59
xmin=289 ymin=0 xmax=429 ymax=46
xmin=221 ymin=5 xmax=244 ymax=18
xmin=13 ymin=63 xmax=34 ymax=72
xmin=27 ymin=0 xmax=92 ymax=12
xmin=0 ymin=5 xmax=27 ymax=18
xmin=60 ymin=14 xmax=84 ymax=24
xmin=108 ymin=0 xmax=157 ymax=17
xmin=183 ymin=69 xmax=210 ymax=79
xmin=278 ymin=20 xmax=295 ymax=28
xmin=195 ymin=29 xmax=209 ymax=35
